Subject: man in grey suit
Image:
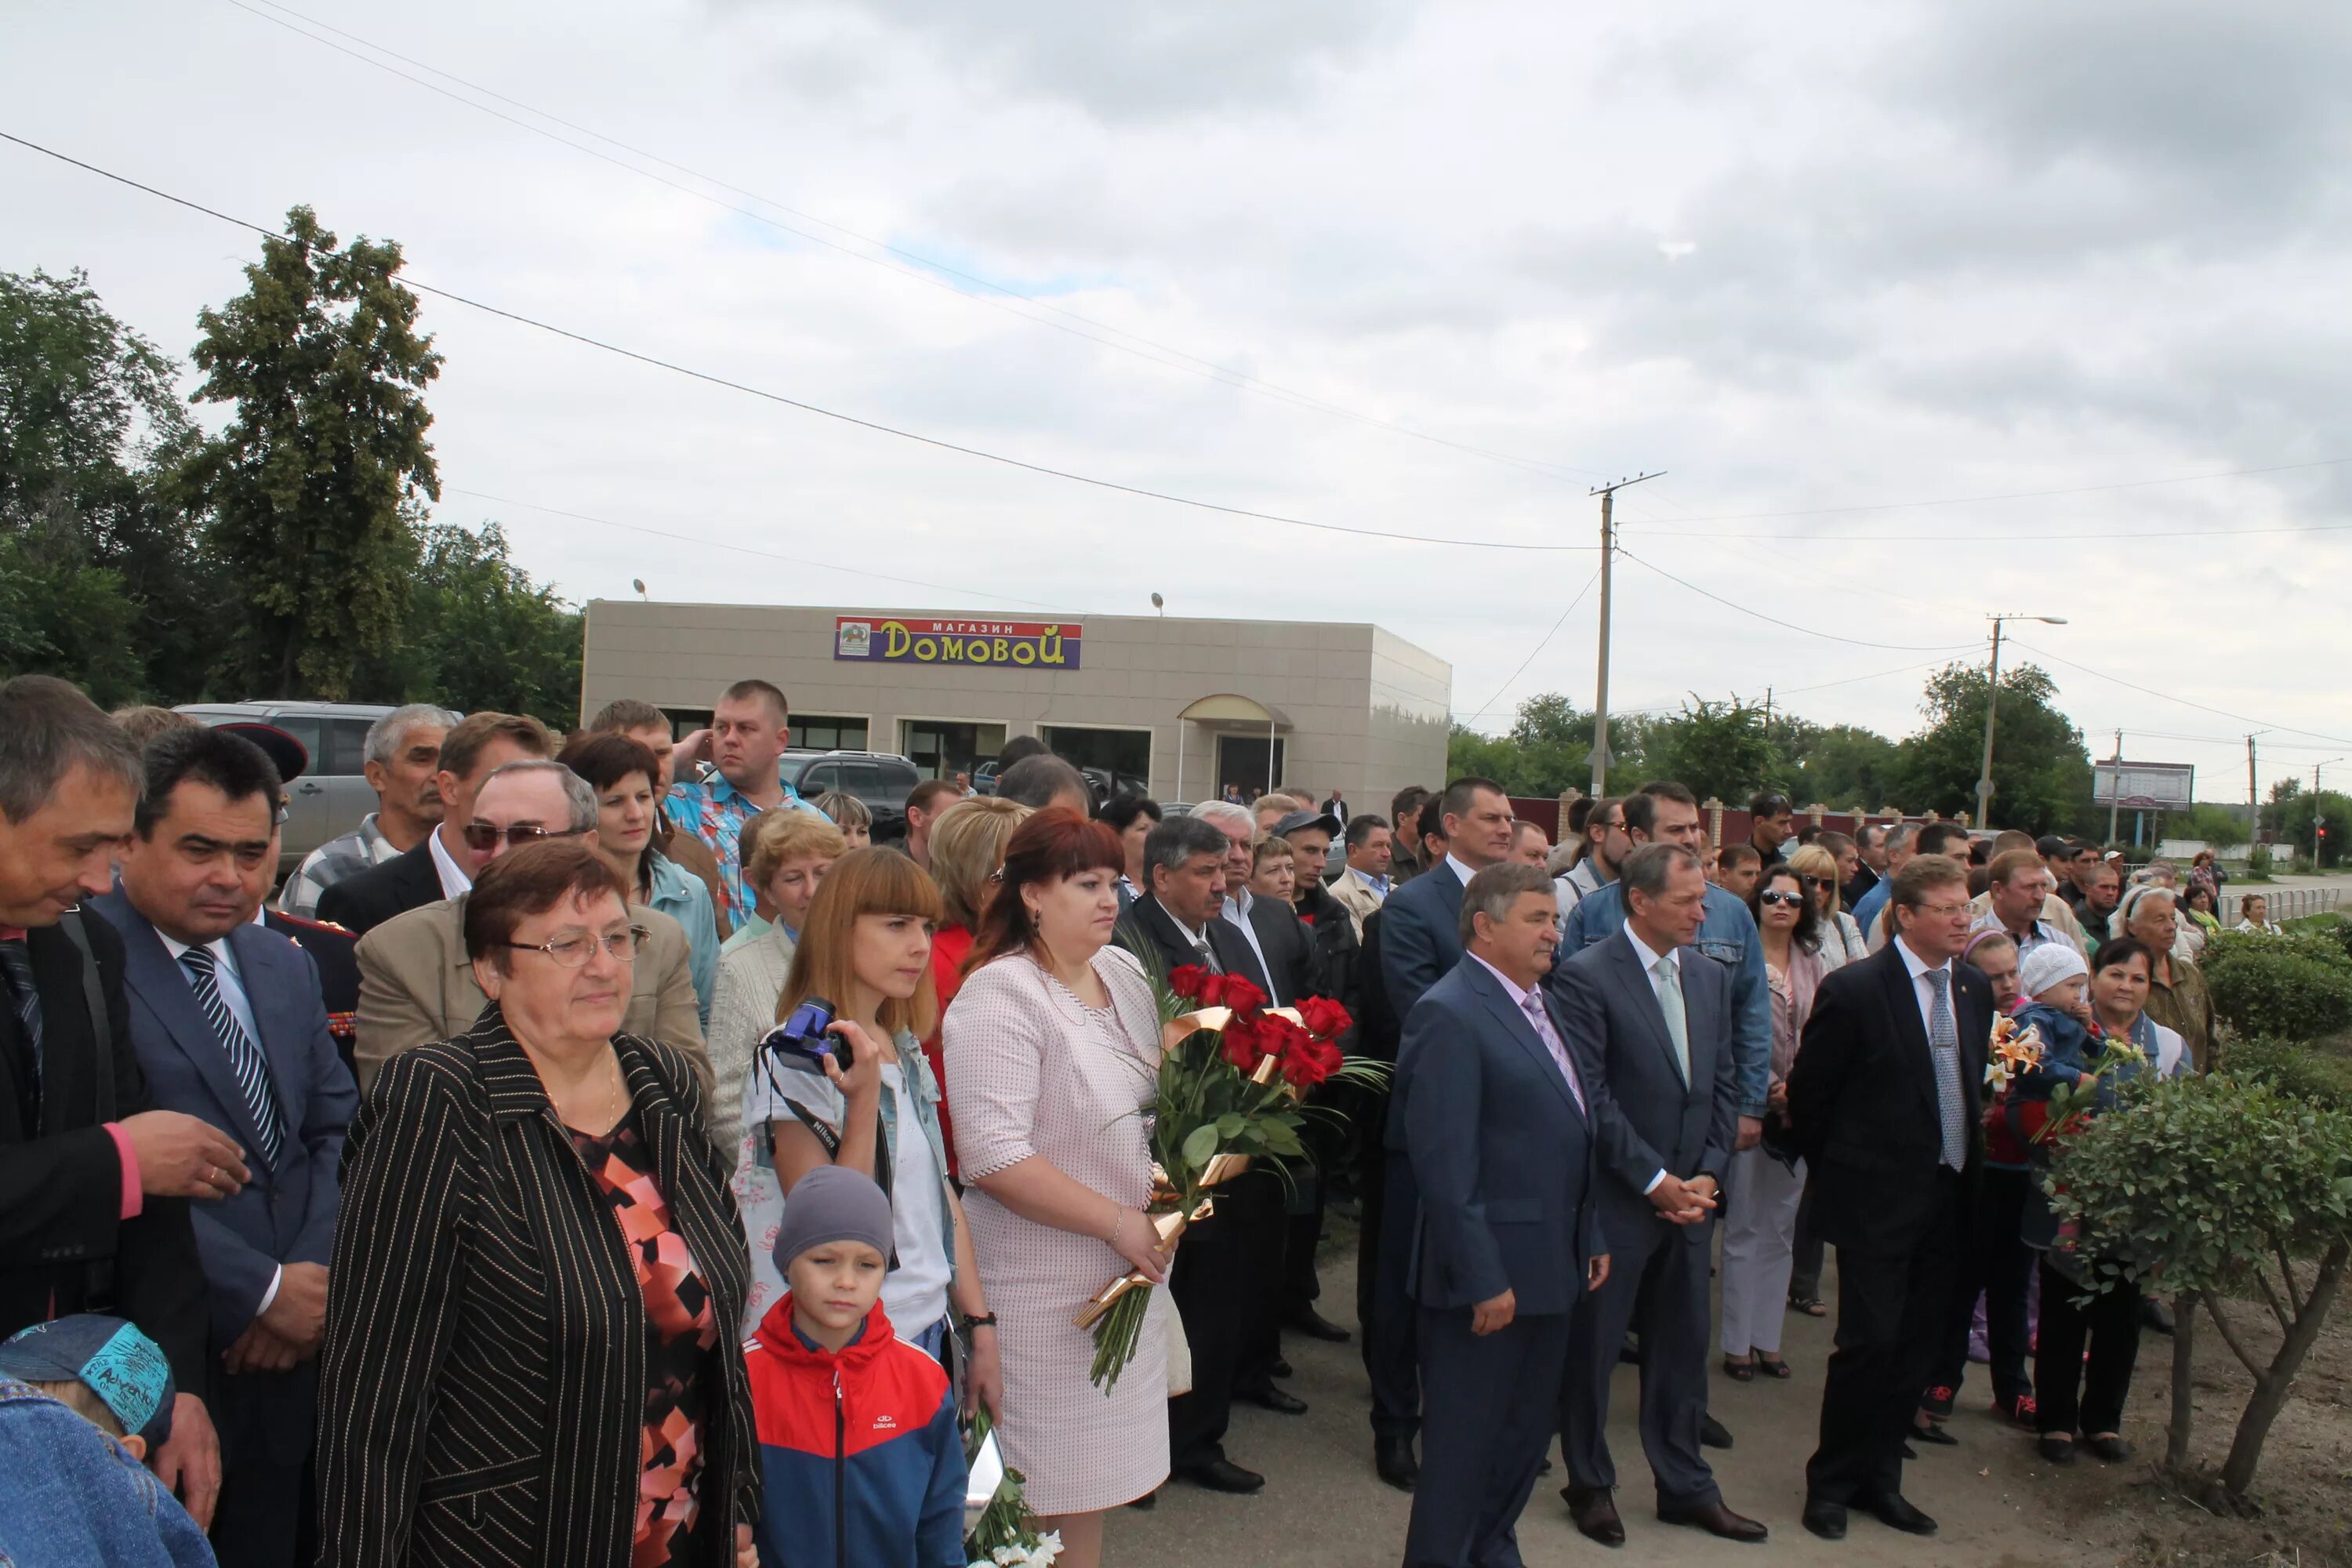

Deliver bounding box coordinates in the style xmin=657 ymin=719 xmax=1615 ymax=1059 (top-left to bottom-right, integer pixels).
xmin=1549 ymin=844 xmax=1768 ymax=1546
xmin=1396 ymin=863 xmax=1610 ymax=1568
xmin=92 ymin=727 xmax=358 ymax=1568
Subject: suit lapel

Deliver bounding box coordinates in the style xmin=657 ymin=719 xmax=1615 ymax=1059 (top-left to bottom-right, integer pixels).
xmin=115 ymin=907 xmax=274 ymax=1163
xmin=230 ymin=923 xmax=305 ymax=1141
xmin=1875 ymin=942 xmax=1938 ymax=1116
xmin=1603 ymin=932 xmax=1688 ymax=1094
xmin=1466 ymin=961 xmax=1580 ymax=1117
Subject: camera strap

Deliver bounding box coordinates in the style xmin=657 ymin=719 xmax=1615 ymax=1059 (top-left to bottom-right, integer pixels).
xmin=760 ymin=1058 xmax=900 ymax=1269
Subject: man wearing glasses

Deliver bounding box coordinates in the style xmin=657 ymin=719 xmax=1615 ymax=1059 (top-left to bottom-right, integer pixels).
xmin=350 ymin=760 xmax=706 ymax=1098
xmin=1554 ymin=797 xmax=1628 ymax=921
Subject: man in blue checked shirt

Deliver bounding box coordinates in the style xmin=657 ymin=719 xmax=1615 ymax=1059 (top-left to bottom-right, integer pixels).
xmin=666 ymin=679 xmax=826 ymax=929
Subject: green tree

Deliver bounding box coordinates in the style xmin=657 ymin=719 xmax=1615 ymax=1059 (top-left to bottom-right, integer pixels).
xmin=1644 ymin=695 xmax=1779 ymax=805
xmin=0 ymin=268 xmax=220 ymax=702
xmin=1889 ymin=662 xmax=2092 ymax=833
xmin=2262 ymin=788 xmax=2352 ymax=870
xmin=1779 ymin=720 xmax=1900 ymax=810
xmin=358 ymin=521 xmax=581 ymax=729
xmin=181 ymin=207 xmax=442 ymax=700
xmin=1447 ymin=694 xmax=1652 ymax=799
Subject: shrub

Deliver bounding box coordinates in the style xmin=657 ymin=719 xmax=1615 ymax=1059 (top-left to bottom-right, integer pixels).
xmin=2049 ymin=1074 xmax=2352 ymax=1507
xmin=2226 ymin=1035 xmax=2352 ymax=1111
xmin=2202 ymin=940 xmax=2352 ymax=1041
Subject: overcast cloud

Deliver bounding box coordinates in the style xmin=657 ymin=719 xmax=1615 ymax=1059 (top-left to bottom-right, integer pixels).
xmin=5 ymin=0 xmax=2347 ymax=797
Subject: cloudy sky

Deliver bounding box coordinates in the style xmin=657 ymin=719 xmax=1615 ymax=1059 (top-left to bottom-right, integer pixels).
xmin=8 ymin=0 xmax=2350 ymax=799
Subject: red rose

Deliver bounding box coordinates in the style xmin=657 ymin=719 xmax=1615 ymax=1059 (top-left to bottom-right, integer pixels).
xmin=1169 ymin=965 xmax=1214 ymax=1004
xmin=1218 ymin=975 xmax=1269 ymax=1018
xmin=1218 ymin=1012 xmax=1263 ymax=1072
xmin=1297 ymin=995 xmax=1352 ymax=1040
xmin=1282 ymin=1037 xmax=1345 ymax=1090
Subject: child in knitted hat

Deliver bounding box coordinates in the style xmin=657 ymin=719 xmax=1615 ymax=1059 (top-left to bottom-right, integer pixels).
xmin=745 ymin=1166 xmax=967 ymax=1568
xmin=0 ymin=1315 xmax=215 ymax=1565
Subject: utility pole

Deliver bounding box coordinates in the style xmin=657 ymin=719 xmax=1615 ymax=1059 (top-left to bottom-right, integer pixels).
xmin=1588 ymin=470 xmax=1662 ymax=797
xmin=1975 ymin=611 xmax=2068 ymax=831
xmin=1762 ymin=686 xmax=1773 ymax=742
xmin=2107 ymin=728 xmax=2122 ymax=847
xmin=2247 ymin=735 xmax=2260 ymax=852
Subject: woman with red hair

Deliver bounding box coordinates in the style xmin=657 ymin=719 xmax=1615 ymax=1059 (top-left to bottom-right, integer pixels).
xmin=942 ymin=810 xmax=1171 ymax=1566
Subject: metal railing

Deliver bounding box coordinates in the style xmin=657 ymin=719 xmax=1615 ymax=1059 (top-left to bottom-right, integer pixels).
xmin=2222 ymin=887 xmax=2346 ymax=924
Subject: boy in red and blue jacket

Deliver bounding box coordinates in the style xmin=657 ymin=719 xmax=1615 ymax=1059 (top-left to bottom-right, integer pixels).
xmin=747 ymin=1165 xmax=966 ymax=1568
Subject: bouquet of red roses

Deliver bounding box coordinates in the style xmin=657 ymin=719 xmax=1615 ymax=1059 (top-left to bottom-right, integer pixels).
xmin=1076 ymin=964 xmax=1383 ymax=1390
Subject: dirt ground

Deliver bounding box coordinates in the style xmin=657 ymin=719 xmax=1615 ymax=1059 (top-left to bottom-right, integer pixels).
xmin=1104 ymin=1231 xmax=2352 ymax=1567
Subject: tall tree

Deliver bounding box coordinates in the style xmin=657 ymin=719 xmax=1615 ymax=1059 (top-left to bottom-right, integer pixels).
xmin=1447 ymin=693 xmax=1652 ymax=798
xmin=0 ymin=267 xmax=217 ymax=703
xmin=182 ymin=207 xmax=441 ymax=700
xmin=1644 ymin=695 xmax=1780 ymax=804
xmin=1891 ymin=661 xmax=2094 ymax=833
xmin=1780 ymin=720 xmax=1901 ymax=810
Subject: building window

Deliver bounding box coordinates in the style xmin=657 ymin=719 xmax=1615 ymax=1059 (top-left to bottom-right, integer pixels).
xmin=1042 ymin=726 xmax=1152 ymax=792
xmin=1215 ymin=735 xmax=1287 ymax=801
xmin=901 ymin=720 xmax=1007 ymax=780
xmin=791 ymin=715 xmax=869 ymax=751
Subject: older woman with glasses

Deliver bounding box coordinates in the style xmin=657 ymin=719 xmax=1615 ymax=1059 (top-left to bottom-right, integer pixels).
xmin=320 ymin=840 xmax=757 ymax=1568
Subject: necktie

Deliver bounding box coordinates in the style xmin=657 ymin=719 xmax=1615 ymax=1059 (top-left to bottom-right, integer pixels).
xmin=1926 ymin=969 xmax=1966 ymax=1173
xmin=179 ymin=946 xmax=284 ymax=1167
xmin=1192 ymin=937 xmax=1222 ymax=975
xmin=0 ymin=936 xmax=42 ymax=1119
xmin=1522 ymin=992 xmax=1584 ymax=1114
xmin=1653 ymin=956 xmax=1690 ymax=1086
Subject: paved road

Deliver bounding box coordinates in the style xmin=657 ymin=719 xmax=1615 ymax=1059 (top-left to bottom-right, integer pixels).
xmin=1106 ymin=1235 xmax=2109 ymax=1567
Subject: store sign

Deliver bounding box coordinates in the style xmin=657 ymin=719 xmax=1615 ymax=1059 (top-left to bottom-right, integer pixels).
xmin=833 ymin=617 xmax=1083 ymax=670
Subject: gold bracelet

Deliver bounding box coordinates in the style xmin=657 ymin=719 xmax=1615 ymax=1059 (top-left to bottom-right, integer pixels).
xmin=1109 ymin=1206 xmax=1128 ymax=1250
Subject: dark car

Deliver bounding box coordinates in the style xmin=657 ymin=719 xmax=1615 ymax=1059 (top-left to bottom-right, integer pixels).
xmin=784 ymin=749 xmax=923 ymax=843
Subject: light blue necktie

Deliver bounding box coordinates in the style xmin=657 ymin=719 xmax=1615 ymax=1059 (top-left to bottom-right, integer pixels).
xmin=1653 ymin=956 xmax=1690 ymax=1086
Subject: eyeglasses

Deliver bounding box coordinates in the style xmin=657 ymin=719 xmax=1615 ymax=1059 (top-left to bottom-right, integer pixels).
xmin=1758 ymin=890 xmax=1805 ymax=907
xmin=499 ymin=925 xmax=651 ymax=967
xmin=1913 ymin=901 xmax=1973 ymax=920
xmin=1796 ymin=874 xmax=1827 ymax=888
xmin=461 ymin=822 xmax=590 ymax=853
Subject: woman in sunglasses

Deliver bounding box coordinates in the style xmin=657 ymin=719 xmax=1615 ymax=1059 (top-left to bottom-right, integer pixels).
xmin=321 ymin=839 xmax=760 ymax=1568
xmin=1787 ymin=843 xmax=1868 ymax=969
xmin=1719 ymin=865 xmax=1820 ymax=1381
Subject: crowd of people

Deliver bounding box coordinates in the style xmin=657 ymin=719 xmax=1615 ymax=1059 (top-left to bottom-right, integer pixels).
xmin=0 ymin=670 xmax=2270 ymax=1567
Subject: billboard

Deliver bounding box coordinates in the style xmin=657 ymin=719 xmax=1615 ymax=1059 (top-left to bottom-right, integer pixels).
xmin=2092 ymin=760 xmax=2194 ymax=808
xmin=833 ymin=617 xmax=1082 ymax=670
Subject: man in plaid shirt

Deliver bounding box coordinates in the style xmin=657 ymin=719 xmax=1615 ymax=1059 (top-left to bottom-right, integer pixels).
xmin=666 ymin=680 xmax=823 ymax=928
xmin=276 ymin=705 xmax=457 ymax=920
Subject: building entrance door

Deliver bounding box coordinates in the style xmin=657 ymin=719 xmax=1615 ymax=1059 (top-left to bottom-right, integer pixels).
xmin=1215 ymin=734 xmax=1287 ymax=801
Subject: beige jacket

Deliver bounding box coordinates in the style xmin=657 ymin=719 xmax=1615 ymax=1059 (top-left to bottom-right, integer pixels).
xmin=1326 ymin=868 xmax=1388 ymax=942
xmin=354 ymin=895 xmax=711 ymax=1102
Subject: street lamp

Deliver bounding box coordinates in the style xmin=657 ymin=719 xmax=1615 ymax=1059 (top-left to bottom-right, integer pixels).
xmin=1975 ymin=612 xmax=2068 ymax=829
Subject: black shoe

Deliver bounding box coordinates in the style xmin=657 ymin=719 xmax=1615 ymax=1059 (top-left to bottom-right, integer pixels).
xmin=2140 ymin=1297 xmax=2176 ymax=1336
xmin=1286 ymin=1305 xmax=1352 ymax=1343
xmin=1126 ymin=1489 xmax=1158 ymax=1509
xmin=1801 ymin=1497 xmax=1848 ymax=1540
xmin=1900 ymin=1441 xmax=1918 ymax=1461
xmin=2038 ymin=1434 xmax=2075 ymax=1465
xmin=1619 ymin=1333 xmax=1642 ymax=1366
xmin=1658 ymin=1500 xmax=1769 ymax=1543
xmin=1910 ymin=1421 xmax=1959 ymax=1447
xmin=1374 ymin=1435 xmax=1419 ymax=1493
xmin=1700 ymin=1414 xmax=1733 ymax=1450
xmin=1859 ymin=1492 xmax=1937 ymax=1536
xmin=1269 ymin=1356 xmax=1294 ymax=1379
xmin=1177 ymin=1458 xmax=1265 ymax=1494
xmin=1563 ymin=1485 xmax=1625 ymax=1548
xmin=1240 ymin=1383 xmax=1308 ymax=1416
xmin=2086 ymin=1434 xmax=2134 ymax=1463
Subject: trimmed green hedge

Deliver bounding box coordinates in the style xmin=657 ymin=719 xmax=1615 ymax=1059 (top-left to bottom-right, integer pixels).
xmin=2202 ymin=936 xmax=2352 ymax=1042
xmin=2224 ymin=1035 xmax=2352 ymax=1111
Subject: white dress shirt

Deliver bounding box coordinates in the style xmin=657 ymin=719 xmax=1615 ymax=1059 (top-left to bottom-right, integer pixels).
xmin=1444 ymin=854 xmax=1479 ymax=887
xmin=1893 ymin=935 xmax=1956 ymax=1039
xmin=156 ymin=928 xmax=281 ymax=1313
xmin=1620 ymin=922 xmax=1682 ymax=1196
xmin=427 ymin=823 xmax=474 ymax=898
xmin=1218 ymin=887 xmax=1273 ymax=987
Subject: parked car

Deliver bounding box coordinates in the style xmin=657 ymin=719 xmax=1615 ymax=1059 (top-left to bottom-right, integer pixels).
xmin=176 ymin=701 xmax=396 ymax=873
xmin=971 ymin=760 xmax=1001 ymax=797
xmin=782 ymin=749 xmax=924 ymax=843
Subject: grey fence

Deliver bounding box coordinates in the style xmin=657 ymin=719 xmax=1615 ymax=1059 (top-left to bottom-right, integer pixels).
xmin=2222 ymin=887 xmax=2346 ymax=924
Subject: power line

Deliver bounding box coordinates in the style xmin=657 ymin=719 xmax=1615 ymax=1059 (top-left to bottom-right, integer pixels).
xmin=445 ymin=489 xmax=1066 ymax=610
xmin=223 ymin=0 xmax=1613 ymax=487
xmin=1613 ymin=548 xmax=1980 ymax=654
xmin=0 ymin=130 xmax=1609 ymax=555
xmin=1457 ymin=565 xmax=1604 ymax=722
xmin=2005 ymin=639 xmax=2352 ymax=749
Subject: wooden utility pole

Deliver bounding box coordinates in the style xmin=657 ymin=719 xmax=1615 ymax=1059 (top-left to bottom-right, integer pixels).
xmin=1588 ymin=471 xmax=1662 ymax=797
xmin=2107 ymin=729 xmax=2123 ymax=847
xmin=2248 ymin=735 xmax=2260 ymax=850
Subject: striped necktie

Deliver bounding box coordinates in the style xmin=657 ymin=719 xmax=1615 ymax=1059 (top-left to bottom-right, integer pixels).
xmin=0 ymin=935 xmax=41 ymax=1119
xmin=179 ymin=946 xmax=284 ymax=1167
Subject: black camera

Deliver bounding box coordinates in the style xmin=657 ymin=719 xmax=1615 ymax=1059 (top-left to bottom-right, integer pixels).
xmin=763 ymin=996 xmax=851 ymax=1073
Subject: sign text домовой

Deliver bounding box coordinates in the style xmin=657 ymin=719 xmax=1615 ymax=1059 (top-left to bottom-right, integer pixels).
xmin=833 ymin=617 xmax=1083 ymax=670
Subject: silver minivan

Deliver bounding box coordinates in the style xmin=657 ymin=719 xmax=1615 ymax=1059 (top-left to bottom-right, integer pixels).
xmin=177 ymin=701 xmax=395 ymax=872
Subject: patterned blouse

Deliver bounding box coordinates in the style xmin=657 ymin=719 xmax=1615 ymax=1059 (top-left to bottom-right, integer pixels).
xmin=571 ymin=1112 xmax=719 ymax=1568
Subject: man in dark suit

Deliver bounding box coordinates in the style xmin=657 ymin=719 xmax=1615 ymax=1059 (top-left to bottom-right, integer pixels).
xmin=1112 ymin=813 xmax=1287 ymax=1496
xmin=0 ymin=676 xmax=242 ymax=1530
xmin=1785 ymin=854 xmax=1990 ymax=1540
xmin=1359 ymin=776 xmax=1519 ymax=1490
xmin=1551 ymin=844 xmax=1767 ymax=1545
xmin=315 ymin=711 xmax=553 ymax=936
xmin=1396 ymin=863 xmax=1610 ymax=1568
xmin=93 ymin=725 xmax=359 ymax=1566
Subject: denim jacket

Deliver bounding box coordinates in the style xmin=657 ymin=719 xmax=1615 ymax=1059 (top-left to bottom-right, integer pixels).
xmin=0 ymin=1379 xmax=216 ymax=1567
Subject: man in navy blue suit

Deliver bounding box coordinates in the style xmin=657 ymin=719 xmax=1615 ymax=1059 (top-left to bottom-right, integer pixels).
xmin=1368 ymin=775 xmax=1519 ymax=1491
xmin=93 ymin=728 xmax=358 ymax=1568
xmin=1395 ymin=862 xmax=1609 ymax=1568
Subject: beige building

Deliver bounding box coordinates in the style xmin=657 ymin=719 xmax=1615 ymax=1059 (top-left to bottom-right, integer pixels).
xmin=579 ymin=600 xmax=1451 ymax=806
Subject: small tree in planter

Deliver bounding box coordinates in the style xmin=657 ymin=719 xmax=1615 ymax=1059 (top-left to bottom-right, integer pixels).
xmin=2048 ymin=1073 xmax=2352 ymax=1511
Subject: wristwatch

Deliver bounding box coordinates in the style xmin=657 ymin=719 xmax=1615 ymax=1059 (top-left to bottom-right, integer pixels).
xmin=959 ymin=1312 xmax=998 ymax=1334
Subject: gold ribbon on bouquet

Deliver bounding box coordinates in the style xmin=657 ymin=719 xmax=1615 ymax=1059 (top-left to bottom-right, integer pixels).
xmin=1074 ymin=1206 xmax=1207 ymax=1330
